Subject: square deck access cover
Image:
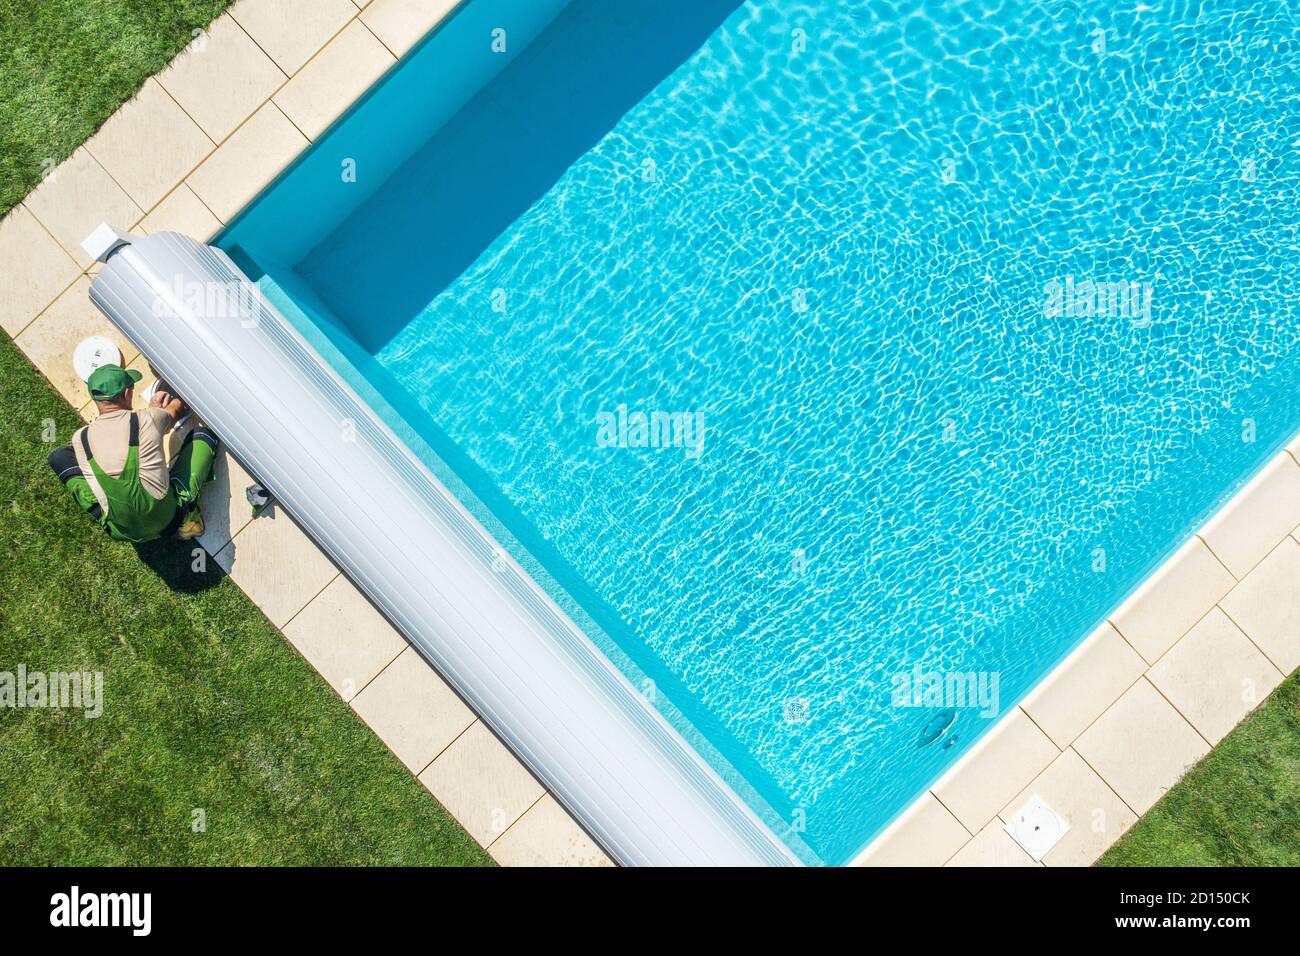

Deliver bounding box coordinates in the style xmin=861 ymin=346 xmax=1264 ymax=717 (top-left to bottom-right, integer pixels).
xmin=1004 ymin=794 xmax=1070 ymax=861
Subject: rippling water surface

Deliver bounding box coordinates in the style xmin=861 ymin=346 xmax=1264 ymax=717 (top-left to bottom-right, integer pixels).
xmin=301 ymin=0 xmax=1299 ymax=863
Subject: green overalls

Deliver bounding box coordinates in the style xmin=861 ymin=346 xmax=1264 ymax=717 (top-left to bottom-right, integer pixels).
xmin=76 ymin=414 xmax=215 ymax=543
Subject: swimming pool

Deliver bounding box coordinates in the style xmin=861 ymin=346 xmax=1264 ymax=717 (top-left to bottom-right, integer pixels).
xmin=217 ymin=0 xmax=1299 ymax=864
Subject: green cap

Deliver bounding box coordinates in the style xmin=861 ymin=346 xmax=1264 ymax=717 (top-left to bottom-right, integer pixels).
xmin=87 ymin=364 xmax=142 ymax=402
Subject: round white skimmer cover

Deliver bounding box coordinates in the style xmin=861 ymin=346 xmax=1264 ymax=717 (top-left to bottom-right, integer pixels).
xmin=73 ymin=336 xmax=123 ymax=382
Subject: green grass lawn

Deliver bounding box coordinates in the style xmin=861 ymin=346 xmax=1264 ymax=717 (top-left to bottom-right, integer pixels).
xmin=0 ymin=333 xmax=490 ymax=865
xmin=1099 ymin=670 xmax=1300 ymax=866
xmin=0 ymin=0 xmax=233 ymax=217
xmin=0 ymin=0 xmax=488 ymax=866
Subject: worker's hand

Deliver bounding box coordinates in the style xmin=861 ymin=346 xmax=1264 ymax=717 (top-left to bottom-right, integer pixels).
xmin=150 ymin=390 xmax=172 ymax=409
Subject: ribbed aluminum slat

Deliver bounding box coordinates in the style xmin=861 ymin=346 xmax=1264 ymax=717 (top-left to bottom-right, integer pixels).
xmin=87 ymin=230 xmax=800 ymax=867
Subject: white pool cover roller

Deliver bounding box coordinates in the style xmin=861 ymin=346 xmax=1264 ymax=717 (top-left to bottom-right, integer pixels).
xmin=86 ymin=229 xmax=800 ymax=867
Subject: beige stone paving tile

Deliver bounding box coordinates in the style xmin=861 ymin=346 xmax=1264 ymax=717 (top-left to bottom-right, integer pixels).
xmin=14 ymin=278 xmax=140 ymax=410
xmin=417 ymin=720 xmax=545 ymax=847
xmin=1146 ymin=608 xmax=1283 ymax=745
xmin=1199 ymin=454 xmax=1300 ymax=579
xmin=21 ymin=149 xmax=143 ymax=268
xmin=1021 ymin=622 xmax=1147 ymax=749
xmin=84 ymin=79 xmax=214 ymax=211
xmin=1109 ymin=536 xmax=1235 ymax=664
xmin=1287 ymin=431 xmax=1300 ymax=467
xmin=0 ymin=205 xmax=82 ymax=338
xmin=273 ymin=21 xmax=395 ymax=140
xmin=488 ymin=794 xmax=613 ymax=867
xmin=138 ymin=185 xmax=223 ymax=240
xmin=350 ymin=646 xmax=475 ymax=771
xmin=1220 ymin=536 xmax=1300 ymax=675
xmin=1073 ymin=678 xmax=1209 ymax=815
xmin=999 ymin=748 xmax=1137 ymax=867
xmin=283 ymin=575 xmax=408 ymax=701
xmin=213 ymin=505 xmax=337 ymax=627
xmin=187 ymin=103 xmax=309 ymax=223
xmin=230 ymin=0 xmax=357 ymax=75
xmin=157 ymin=14 xmax=287 ymax=142
xmin=944 ymin=821 xmax=1038 ymax=867
xmin=852 ymin=791 xmax=970 ymax=866
xmin=930 ymin=708 xmax=1059 ymax=833
xmin=194 ymin=447 xmax=260 ymax=557
xmin=361 ymin=0 xmax=460 ymax=58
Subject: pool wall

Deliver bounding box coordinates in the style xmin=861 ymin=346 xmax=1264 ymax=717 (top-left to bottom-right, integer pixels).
xmin=222 ymin=0 xmax=574 ymax=271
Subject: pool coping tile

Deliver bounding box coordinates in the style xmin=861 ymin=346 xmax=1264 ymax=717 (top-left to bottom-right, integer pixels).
xmin=273 ymin=20 xmax=396 ymax=141
xmin=186 ymin=102 xmax=310 ymax=223
xmin=929 ymin=708 xmax=1059 ymax=834
xmin=944 ymin=821 xmax=1040 ymax=867
xmin=213 ymin=505 xmax=339 ymax=628
xmin=1109 ymin=536 xmax=1236 ymax=664
xmin=361 ymin=0 xmax=462 ymax=58
xmin=1198 ymin=454 xmax=1300 ymax=579
xmin=15 ymin=277 xmax=141 ymax=410
xmin=1020 ymin=622 xmax=1147 ymax=749
xmin=138 ymin=184 xmax=223 ymax=240
xmin=852 ymin=792 xmax=970 ymax=867
xmin=283 ymin=574 xmax=408 ymax=701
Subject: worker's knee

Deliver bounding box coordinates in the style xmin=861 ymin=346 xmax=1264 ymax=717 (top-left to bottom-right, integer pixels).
xmin=47 ymin=445 xmax=80 ymax=485
xmin=189 ymin=425 xmax=220 ymax=453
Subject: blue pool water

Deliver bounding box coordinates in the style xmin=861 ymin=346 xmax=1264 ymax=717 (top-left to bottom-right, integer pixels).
xmin=221 ymin=0 xmax=1299 ymax=864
